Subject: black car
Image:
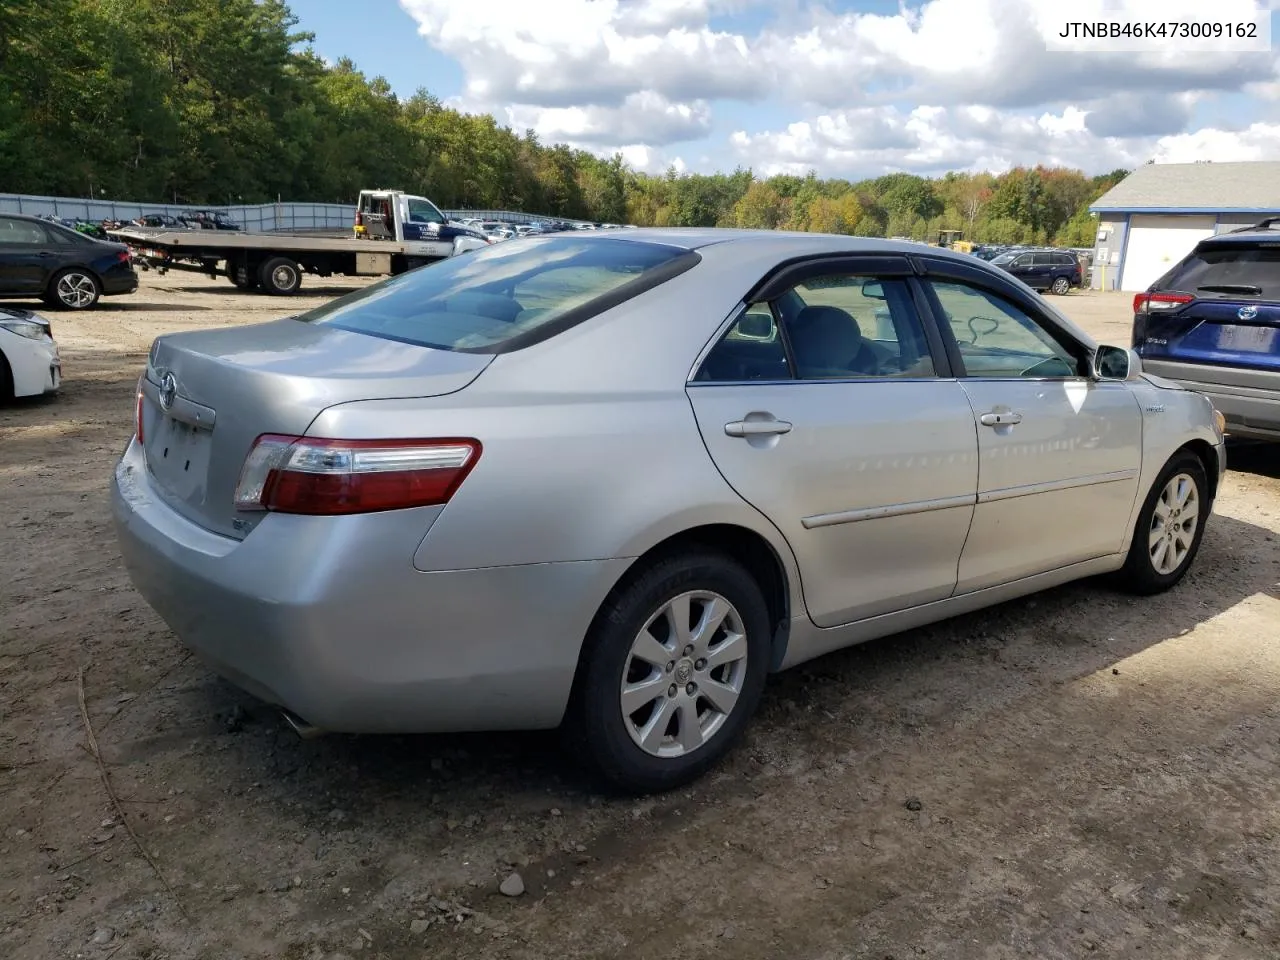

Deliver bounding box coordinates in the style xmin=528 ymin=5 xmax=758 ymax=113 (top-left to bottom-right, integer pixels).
xmin=136 ymin=214 xmax=186 ymax=229
xmin=990 ymin=249 xmax=1083 ymax=295
xmin=0 ymin=213 xmax=138 ymax=310
xmin=190 ymin=210 xmax=241 ymax=231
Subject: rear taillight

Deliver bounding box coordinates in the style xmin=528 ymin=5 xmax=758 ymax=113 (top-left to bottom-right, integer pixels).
xmin=1133 ymin=292 xmax=1193 ymax=315
xmin=233 ymin=435 xmax=481 ymax=515
xmin=135 ymin=378 xmax=145 ymax=444
xmin=116 ymin=249 xmax=130 ymax=262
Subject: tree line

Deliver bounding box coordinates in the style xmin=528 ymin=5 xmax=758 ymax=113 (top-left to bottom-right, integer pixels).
xmin=1 ymin=0 xmax=1125 ymax=246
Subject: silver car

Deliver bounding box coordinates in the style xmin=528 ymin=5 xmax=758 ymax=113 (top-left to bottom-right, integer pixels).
xmin=112 ymin=230 xmax=1227 ymax=793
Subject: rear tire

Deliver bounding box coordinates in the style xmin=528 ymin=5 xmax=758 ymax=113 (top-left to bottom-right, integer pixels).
xmin=45 ymin=268 xmax=101 ymax=310
xmin=229 ymin=263 xmax=259 ymax=290
xmin=1113 ymin=451 xmax=1209 ymax=595
xmin=567 ymin=551 xmax=771 ymax=794
xmin=258 ymin=256 xmax=301 ymax=296
xmin=1051 ymin=276 xmax=1070 ymax=295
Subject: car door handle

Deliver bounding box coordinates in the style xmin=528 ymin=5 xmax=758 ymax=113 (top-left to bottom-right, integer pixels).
xmin=37 ymin=251 xmax=54 ymax=257
xmin=979 ymin=411 xmax=1023 ymax=427
xmin=725 ymin=418 xmax=793 ymax=438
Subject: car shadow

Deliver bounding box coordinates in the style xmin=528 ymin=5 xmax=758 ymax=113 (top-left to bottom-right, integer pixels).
xmin=135 ymin=509 xmax=1279 ymax=841
xmin=1228 ymin=438 xmax=1279 ymax=479
xmin=170 ymin=284 xmax=364 ymax=298
xmin=0 ymin=298 xmax=208 ymax=313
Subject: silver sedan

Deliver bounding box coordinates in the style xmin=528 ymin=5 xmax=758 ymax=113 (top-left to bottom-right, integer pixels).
xmin=112 ymin=230 xmax=1227 ymax=793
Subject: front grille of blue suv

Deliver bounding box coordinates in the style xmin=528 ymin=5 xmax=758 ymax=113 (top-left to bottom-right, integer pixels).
xmin=1133 ymin=220 xmax=1280 ymax=441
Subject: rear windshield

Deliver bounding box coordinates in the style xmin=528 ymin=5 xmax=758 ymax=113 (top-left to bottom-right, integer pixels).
xmin=1155 ymin=243 xmax=1280 ymax=299
xmin=296 ymin=236 xmax=696 ymax=353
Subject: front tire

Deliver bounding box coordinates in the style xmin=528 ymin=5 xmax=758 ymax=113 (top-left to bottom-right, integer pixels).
xmin=1051 ymin=276 xmax=1070 ymax=295
xmin=568 ymin=551 xmax=771 ymax=794
xmin=45 ymin=269 xmax=101 ymax=310
xmin=1114 ymin=450 xmax=1209 ymax=594
xmin=258 ymin=256 xmax=301 ymax=296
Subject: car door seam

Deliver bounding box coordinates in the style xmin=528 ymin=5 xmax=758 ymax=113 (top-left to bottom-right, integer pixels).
xmin=951 ymin=381 xmax=983 ymax=598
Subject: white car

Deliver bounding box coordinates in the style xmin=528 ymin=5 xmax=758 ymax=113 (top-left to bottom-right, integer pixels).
xmin=0 ymin=308 xmax=60 ymax=400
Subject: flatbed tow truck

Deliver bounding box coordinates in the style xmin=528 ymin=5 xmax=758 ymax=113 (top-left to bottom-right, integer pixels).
xmin=109 ymin=190 xmax=489 ymax=295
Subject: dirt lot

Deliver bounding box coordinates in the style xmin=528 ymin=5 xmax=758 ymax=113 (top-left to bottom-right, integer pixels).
xmin=3 ymin=273 xmax=1279 ymax=960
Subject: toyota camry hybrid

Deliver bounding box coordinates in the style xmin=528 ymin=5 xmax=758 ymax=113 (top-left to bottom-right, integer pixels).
xmin=112 ymin=230 xmax=1226 ymax=793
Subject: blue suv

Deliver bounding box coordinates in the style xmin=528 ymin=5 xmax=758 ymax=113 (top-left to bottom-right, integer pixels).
xmin=990 ymin=249 xmax=1083 ymax=294
xmin=1132 ymin=221 xmax=1280 ymax=441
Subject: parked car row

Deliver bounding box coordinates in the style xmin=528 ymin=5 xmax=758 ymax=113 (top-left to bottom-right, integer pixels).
xmin=454 ymin=218 xmax=634 ymax=241
xmin=35 ymin=210 xmax=242 ymax=234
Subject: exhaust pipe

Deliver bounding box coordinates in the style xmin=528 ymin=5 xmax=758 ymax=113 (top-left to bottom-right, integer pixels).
xmin=280 ymin=709 xmax=326 ymax=740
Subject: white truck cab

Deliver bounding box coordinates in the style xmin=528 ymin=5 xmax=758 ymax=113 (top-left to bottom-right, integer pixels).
xmin=354 ymin=190 xmax=488 ymax=256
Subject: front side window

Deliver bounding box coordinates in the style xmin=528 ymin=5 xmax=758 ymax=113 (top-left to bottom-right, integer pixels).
xmin=297 ymin=236 xmax=694 ymax=353
xmin=928 ymin=280 xmax=1081 ymax=378
xmin=407 ymin=198 xmax=445 ymax=224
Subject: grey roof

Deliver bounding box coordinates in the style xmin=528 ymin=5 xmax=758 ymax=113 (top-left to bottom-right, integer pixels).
xmin=1090 ymin=161 xmax=1280 ymax=212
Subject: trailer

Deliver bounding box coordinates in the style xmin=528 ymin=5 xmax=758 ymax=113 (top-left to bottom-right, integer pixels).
xmin=109 ymin=190 xmax=490 ymax=295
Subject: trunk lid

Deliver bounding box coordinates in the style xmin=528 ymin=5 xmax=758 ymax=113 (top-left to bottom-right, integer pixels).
xmin=139 ymin=318 xmax=493 ymax=539
xmin=1140 ymin=298 xmax=1280 ymax=374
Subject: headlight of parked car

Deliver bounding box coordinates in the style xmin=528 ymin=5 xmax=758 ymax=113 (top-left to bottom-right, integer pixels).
xmin=0 ymin=319 xmax=50 ymax=340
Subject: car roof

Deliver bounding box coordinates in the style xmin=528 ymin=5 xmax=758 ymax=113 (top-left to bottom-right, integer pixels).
xmin=580 ymin=227 xmax=991 ymax=266
xmin=1200 ymin=229 xmax=1280 ymax=244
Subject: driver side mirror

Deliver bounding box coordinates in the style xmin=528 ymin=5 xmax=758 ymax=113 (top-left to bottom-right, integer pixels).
xmin=1092 ymin=344 xmax=1140 ymax=380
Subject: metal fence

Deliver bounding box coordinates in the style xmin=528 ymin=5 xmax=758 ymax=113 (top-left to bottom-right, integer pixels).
xmin=0 ymin=193 xmax=594 ymax=232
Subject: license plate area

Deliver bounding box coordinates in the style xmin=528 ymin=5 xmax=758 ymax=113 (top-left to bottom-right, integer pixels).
xmin=145 ymin=414 xmax=213 ymax=502
xmin=1215 ymin=324 xmax=1278 ymax=354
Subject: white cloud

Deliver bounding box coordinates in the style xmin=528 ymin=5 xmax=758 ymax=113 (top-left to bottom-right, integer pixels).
xmin=1151 ymin=123 xmax=1280 ymax=162
xmin=397 ymin=0 xmax=1280 ymax=174
xmin=732 ymin=105 xmax=1142 ymax=178
xmin=496 ymin=93 xmax=712 ymax=147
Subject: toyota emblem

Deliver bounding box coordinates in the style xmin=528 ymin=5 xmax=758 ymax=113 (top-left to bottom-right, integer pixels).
xmin=158 ymin=372 xmax=178 ymax=411
xmin=1238 ymin=304 xmax=1259 ymax=321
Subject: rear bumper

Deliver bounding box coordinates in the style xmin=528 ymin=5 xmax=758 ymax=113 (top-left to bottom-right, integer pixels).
xmin=1141 ymin=359 xmax=1280 ymax=441
xmin=102 ymin=268 xmax=139 ymax=296
xmin=110 ymin=439 xmax=631 ymax=733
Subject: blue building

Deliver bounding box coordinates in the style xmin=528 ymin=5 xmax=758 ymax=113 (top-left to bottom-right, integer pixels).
xmin=1088 ymin=161 xmax=1280 ymax=293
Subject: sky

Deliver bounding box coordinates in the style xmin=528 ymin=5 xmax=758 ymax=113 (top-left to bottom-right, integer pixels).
xmin=287 ymin=0 xmax=1280 ymax=179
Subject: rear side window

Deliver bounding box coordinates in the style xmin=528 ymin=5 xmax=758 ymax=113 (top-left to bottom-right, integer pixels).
xmin=297 ymin=237 xmax=697 ymax=353
xmin=1155 ymin=244 xmax=1280 ymax=299
xmin=0 ymin=218 xmax=48 ymax=244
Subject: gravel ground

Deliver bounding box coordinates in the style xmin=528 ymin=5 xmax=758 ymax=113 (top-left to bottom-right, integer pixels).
xmin=2 ymin=272 xmax=1279 ymax=960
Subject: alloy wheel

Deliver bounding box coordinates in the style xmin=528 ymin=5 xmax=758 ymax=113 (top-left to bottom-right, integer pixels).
xmin=620 ymin=590 xmax=749 ymax=758
xmin=57 ymin=272 xmax=97 ymax=308
xmin=1148 ymin=472 xmax=1199 ymax=575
